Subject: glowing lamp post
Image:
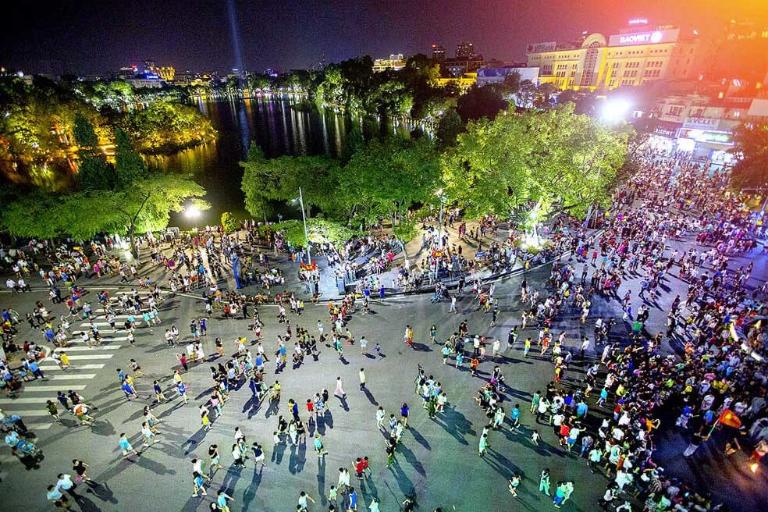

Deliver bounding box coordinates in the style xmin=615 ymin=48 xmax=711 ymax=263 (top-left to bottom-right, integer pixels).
xmin=600 ymin=98 xmax=632 ymax=125
xmin=184 ymin=205 xmax=202 ymax=220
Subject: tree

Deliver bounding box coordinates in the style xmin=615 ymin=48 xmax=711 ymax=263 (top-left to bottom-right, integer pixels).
xmin=442 ymin=104 xmax=627 ymax=219
xmin=340 ymin=137 xmax=441 ymax=225
xmin=240 ymin=144 xmax=342 ymax=220
xmin=435 ymin=109 xmax=464 ymax=148
xmin=114 ymin=128 xmax=148 ymax=189
xmin=73 ymin=112 xmax=115 ymax=190
xmin=502 ymin=71 xmax=522 ymax=94
xmin=730 ymin=123 xmax=768 ymax=189
xmin=456 ymin=86 xmax=508 ymax=123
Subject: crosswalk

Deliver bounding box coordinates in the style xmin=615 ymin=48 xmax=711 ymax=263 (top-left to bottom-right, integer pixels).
xmin=3 ymin=291 xmax=158 ymax=432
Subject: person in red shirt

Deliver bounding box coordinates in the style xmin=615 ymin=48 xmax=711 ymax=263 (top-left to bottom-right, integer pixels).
xmin=354 ymin=457 xmax=365 ymax=479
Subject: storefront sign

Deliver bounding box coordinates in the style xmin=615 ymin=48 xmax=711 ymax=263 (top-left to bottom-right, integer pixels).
xmin=609 ymin=28 xmax=677 ymax=47
xmin=677 ymin=128 xmax=733 ymax=145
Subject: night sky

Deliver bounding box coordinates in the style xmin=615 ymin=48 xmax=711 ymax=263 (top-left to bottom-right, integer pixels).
xmin=2 ymin=0 xmax=767 ymax=75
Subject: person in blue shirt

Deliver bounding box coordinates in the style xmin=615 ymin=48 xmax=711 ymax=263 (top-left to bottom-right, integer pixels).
xmin=510 ymin=404 xmax=521 ymax=427
xmin=348 ymin=487 xmax=358 ymax=511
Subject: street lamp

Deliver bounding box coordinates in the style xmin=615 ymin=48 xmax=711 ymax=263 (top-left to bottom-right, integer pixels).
xmin=435 ymin=189 xmax=447 ymax=249
xmin=297 ymin=187 xmax=311 ymax=265
xmin=184 ymin=204 xmax=202 ymax=219
xmin=601 ymin=98 xmax=632 ymax=125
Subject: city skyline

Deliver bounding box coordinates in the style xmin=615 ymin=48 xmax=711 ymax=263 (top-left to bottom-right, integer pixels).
xmin=3 ymin=0 xmax=767 ymax=75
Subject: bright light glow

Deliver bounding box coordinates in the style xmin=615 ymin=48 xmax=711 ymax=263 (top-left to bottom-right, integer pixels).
xmin=522 ymin=233 xmax=542 ymax=250
xmin=750 ymin=462 xmax=759 ymax=473
xmin=184 ymin=205 xmax=202 ymax=219
xmin=601 ymin=99 xmax=632 ymax=124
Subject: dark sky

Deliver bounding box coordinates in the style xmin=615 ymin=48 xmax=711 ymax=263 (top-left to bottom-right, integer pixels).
xmin=2 ymin=0 xmax=767 ymax=75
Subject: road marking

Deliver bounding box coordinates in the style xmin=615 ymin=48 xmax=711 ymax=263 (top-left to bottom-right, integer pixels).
xmin=38 ymin=364 xmax=105 ymax=371
xmin=54 ymin=345 xmax=120 ymax=352
xmin=67 ymin=336 xmax=129 ymax=344
xmin=16 ymin=385 xmax=87 ymax=392
xmin=48 ymin=374 xmax=97 ymax=381
xmin=63 ymin=354 xmax=115 ymax=360
xmin=0 ymin=397 xmax=53 ymax=404
xmin=1 ymin=409 xmax=50 ymax=416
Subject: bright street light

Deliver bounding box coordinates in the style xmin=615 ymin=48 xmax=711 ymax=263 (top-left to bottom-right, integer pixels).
xmin=601 ymin=98 xmax=632 ymax=124
xmin=184 ymin=205 xmax=202 ymax=219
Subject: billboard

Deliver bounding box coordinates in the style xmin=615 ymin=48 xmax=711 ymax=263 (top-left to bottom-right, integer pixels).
xmin=608 ymin=28 xmax=679 ymax=47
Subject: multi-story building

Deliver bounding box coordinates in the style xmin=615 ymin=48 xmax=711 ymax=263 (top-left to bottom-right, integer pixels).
xmin=476 ymin=66 xmax=540 ymax=87
xmin=372 ymin=54 xmax=406 ymax=72
xmin=431 ymin=44 xmax=446 ymax=62
xmin=141 ymin=59 xmax=175 ymax=81
xmin=527 ymin=20 xmax=700 ymax=91
xmin=643 ymin=93 xmax=768 ymax=167
xmin=456 ymin=41 xmax=475 ymax=59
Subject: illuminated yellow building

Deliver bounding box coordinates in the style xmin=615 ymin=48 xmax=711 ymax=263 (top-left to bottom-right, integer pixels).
xmin=526 ymin=21 xmax=700 ymax=91
xmin=433 ymin=72 xmax=477 ymax=92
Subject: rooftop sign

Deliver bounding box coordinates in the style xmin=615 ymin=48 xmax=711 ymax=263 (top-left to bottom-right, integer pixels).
xmin=609 ymin=28 xmax=679 ymax=46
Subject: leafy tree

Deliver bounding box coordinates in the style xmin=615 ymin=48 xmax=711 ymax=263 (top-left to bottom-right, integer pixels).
xmin=456 ymin=86 xmax=508 ymax=123
xmin=221 ymin=212 xmax=239 ymax=233
xmin=240 ymin=144 xmax=342 ymax=220
xmin=435 ymin=109 xmax=464 ymax=148
xmin=502 ymin=71 xmax=522 ymax=94
xmin=443 ymin=104 xmax=627 ymax=219
xmin=730 ymin=123 xmax=768 ymax=189
xmin=73 ymin=112 xmax=115 ymax=190
xmin=339 ymin=137 xmax=441 ymax=225
xmin=114 ymin=128 xmax=148 ymax=189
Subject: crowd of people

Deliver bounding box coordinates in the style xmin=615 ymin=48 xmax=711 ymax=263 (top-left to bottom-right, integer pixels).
xmin=1 ymin=149 xmax=768 ymax=512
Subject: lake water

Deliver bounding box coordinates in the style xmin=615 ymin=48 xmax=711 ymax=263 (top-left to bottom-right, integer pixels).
xmin=149 ymin=97 xmax=409 ymax=228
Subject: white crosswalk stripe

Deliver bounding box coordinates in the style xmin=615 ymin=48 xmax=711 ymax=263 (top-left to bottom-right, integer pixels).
xmin=3 ymin=409 xmax=51 ymax=417
xmin=47 ymin=374 xmax=97 ymax=381
xmin=61 ymin=354 xmax=115 ymax=360
xmin=0 ymin=397 xmax=56 ymax=404
xmin=38 ymin=364 xmax=106 ymax=371
xmin=13 ymin=385 xmax=87 ymax=392
xmin=66 ymin=336 xmax=129 ymax=344
xmin=54 ymin=345 xmax=120 ymax=352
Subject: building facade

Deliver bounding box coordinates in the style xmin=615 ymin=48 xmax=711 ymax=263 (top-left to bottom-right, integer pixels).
xmin=527 ymin=21 xmax=700 ymax=91
xmin=431 ymin=44 xmax=446 ymax=62
xmin=476 ymin=66 xmax=540 ymax=87
xmin=373 ymin=54 xmax=406 ymax=72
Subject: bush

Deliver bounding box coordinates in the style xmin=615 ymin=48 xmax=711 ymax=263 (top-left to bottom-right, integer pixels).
xmin=221 ymin=212 xmax=239 ymax=233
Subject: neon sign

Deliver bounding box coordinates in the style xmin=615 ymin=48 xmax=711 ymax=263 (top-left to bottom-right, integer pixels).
xmin=619 ymin=31 xmax=663 ymax=44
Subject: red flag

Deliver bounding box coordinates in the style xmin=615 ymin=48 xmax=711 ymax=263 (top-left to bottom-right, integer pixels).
xmin=719 ymin=409 xmax=742 ymax=429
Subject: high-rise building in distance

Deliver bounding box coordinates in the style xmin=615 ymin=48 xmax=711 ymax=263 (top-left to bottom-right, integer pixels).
xmin=431 ymin=44 xmax=446 ymax=62
xmin=456 ymin=41 xmax=475 ymax=59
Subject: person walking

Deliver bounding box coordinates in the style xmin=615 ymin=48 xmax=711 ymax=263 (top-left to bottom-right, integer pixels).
xmin=539 ymin=468 xmax=551 ymax=496
xmin=297 ymin=491 xmax=316 ymax=511
xmin=478 ymin=432 xmax=489 ymax=457
xmin=400 ymin=403 xmax=409 ymax=427
xmin=118 ymin=433 xmax=139 ymax=458
xmin=192 ymin=471 xmax=207 ymax=497
xmin=334 ymin=377 xmax=346 ymax=399
xmin=376 ymin=406 xmax=386 ymax=430
xmin=358 ymin=368 xmax=366 ymax=390
xmin=313 ymin=433 xmax=328 ymax=457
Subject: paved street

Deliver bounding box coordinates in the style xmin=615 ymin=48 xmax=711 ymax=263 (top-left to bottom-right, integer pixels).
xmin=0 ymin=261 xmax=628 ymax=512
xmin=1 ymin=224 xmax=767 ymax=511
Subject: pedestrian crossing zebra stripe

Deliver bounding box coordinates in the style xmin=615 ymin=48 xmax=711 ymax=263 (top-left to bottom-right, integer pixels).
xmin=54 ymin=345 xmax=120 ymax=352
xmin=59 ymin=354 xmax=115 ymax=360
xmin=6 ymin=385 xmax=87 ymax=393
xmin=38 ymin=364 xmax=105 ymax=370
xmin=47 ymin=374 xmax=97 ymax=381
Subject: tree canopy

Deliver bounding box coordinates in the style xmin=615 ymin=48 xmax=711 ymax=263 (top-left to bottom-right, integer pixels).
xmin=442 ymin=103 xmax=628 ymax=218
xmin=730 ymin=122 xmax=768 ymax=189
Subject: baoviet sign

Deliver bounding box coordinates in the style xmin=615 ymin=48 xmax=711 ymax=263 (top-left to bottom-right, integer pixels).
xmin=609 ymin=28 xmax=679 ymax=47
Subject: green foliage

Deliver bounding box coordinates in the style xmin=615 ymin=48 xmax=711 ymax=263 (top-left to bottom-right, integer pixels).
xmin=456 ymin=86 xmax=508 ymax=123
xmin=393 ymin=220 xmax=418 ymax=243
xmin=73 ymin=112 xmax=100 ymax=148
xmin=730 ymin=123 xmax=768 ymax=189
xmin=77 ymin=156 xmax=116 ymax=191
xmin=442 ymin=103 xmax=628 ymax=219
xmin=114 ymin=128 xmax=148 ymax=189
xmin=339 ymin=137 xmax=441 ymax=224
xmin=221 ymin=211 xmax=239 ymax=233
xmin=120 ymin=101 xmax=217 ymax=154
xmin=271 ymin=219 xmax=359 ymax=249
xmin=240 ymin=143 xmax=342 ymax=219
xmin=435 ymin=109 xmax=464 ymax=148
